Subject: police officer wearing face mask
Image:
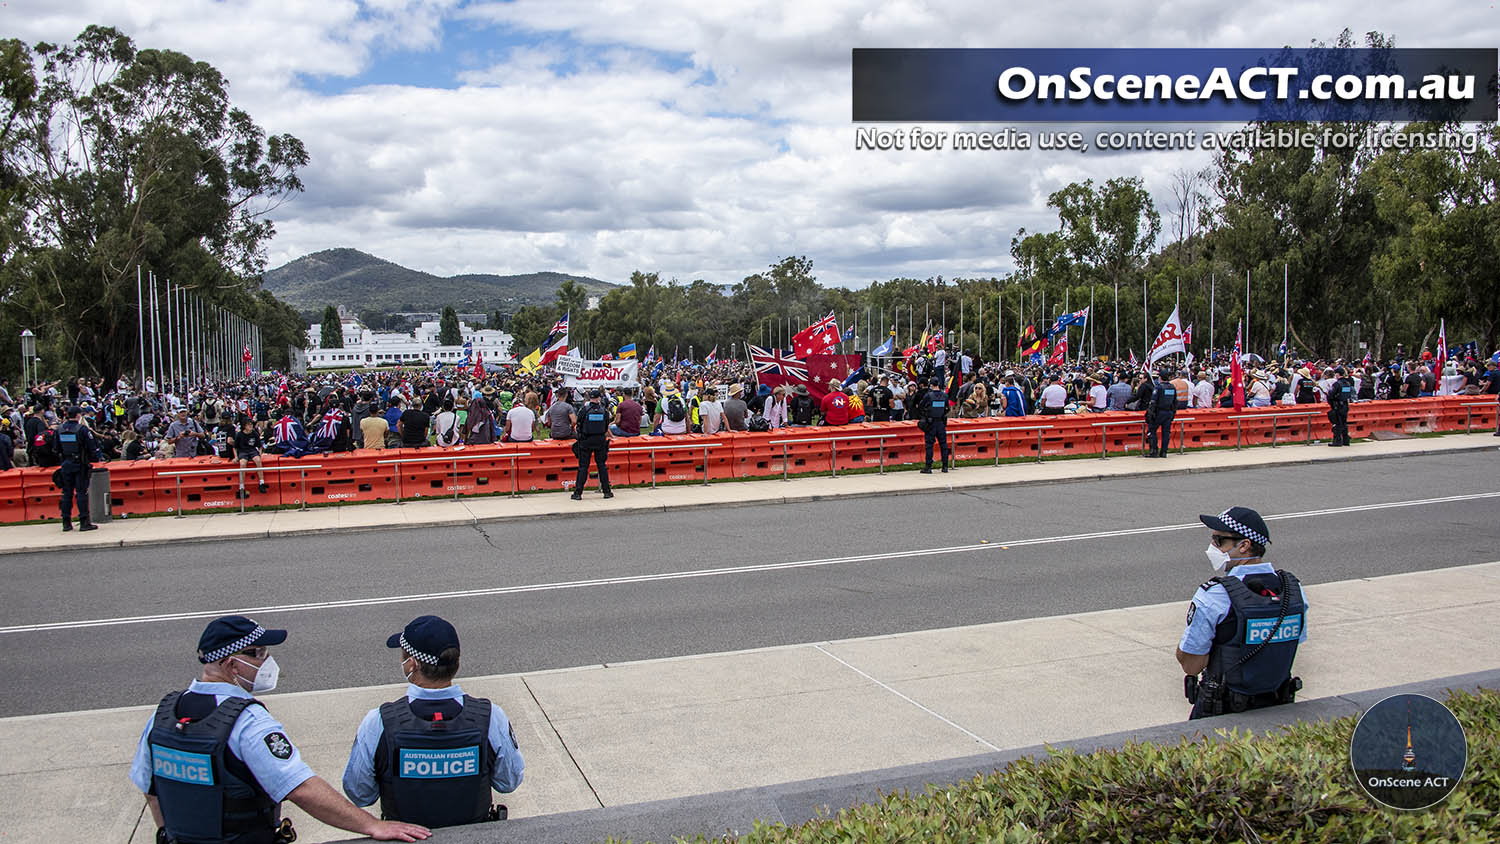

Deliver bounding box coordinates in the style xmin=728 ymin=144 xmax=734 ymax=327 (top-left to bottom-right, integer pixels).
xmin=1176 ymin=508 xmax=1307 ymax=720
xmin=56 ymin=405 xmax=100 ymax=531
xmin=342 ymin=616 xmax=525 ymax=828
xmin=569 ymin=388 xmax=614 ymax=500
xmin=1144 ymin=366 xmax=1178 ymax=458
xmin=913 ymin=377 xmax=951 ymax=473
xmin=129 ymin=615 xmax=431 ymax=844
xmin=1326 ymin=367 xmax=1354 ymax=447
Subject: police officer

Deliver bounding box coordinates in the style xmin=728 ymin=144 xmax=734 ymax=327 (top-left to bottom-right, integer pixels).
xmin=913 ymin=377 xmax=951 ymax=474
xmin=1176 ymin=507 xmax=1307 ymax=720
xmin=1326 ymin=366 xmax=1354 ymax=447
xmin=56 ymin=405 xmax=100 ymax=531
xmin=569 ymin=388 xmax=613 ymax=500
xmin=130 ymin=615 xmax=430 ymax=843
xmin=342 ymin=616 xmax=524 ymax=828
xmin=1144 ymin=366 xmax=1178 ymax=458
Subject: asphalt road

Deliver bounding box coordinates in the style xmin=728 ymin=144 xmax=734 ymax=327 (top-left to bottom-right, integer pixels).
xmin=2 ymin=450 xmax=1497 ymax=716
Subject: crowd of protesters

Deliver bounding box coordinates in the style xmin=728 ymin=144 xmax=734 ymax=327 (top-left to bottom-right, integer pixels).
xmin=1 ymin=342 xmax=1496 ymax=472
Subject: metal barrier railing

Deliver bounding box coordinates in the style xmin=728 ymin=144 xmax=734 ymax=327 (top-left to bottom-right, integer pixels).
xmin=1462 ymin=401 xmax=1499 ymax=433
xmin=376 ymin=452 xmax=531 ymax=501
xmin=1226 ymin=410 xmax=1323 ymax=448
xmin=767 ymin=434 xmax=894 ymax=479
xmin=611 ymin=441 xmax=723 ymax=487
xmin=156 ymin=464 xmax=323 ymax=516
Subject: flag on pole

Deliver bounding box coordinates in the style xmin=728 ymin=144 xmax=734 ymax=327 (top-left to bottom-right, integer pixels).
xmin=1016 ymin=324 xmax=1037 ymax=351
xmin=1047 ymin=337 xmax=1068 ymax=366
xmin=792 ymin=312 xmax=840 ymax=357
xmin=1278 ymin=338 xmax=1288 ymax=359
xmin=1128 ymin=349 xmax=1139 ymax=367
xmin=1147 ymin=305 xmax=1186 ymax=365
xmin=1183 ymin=323 xmax=1193 ymax=346
xmin=1046 ymin=307 xmax=1090 ymax=337
xmin=617 ymin=343 xmax=637 ymax=359
xmin=242 ymin=344 xmax=253 ymax=377
xmin=473 ymin=350 xmax=484 ymax=378
xmin=539 ymin=312 xmax=570 ymax=366
xmin=461 ymin=340 xmax=473 ymax=365
xmin=841 ymin=326 xmax=856 ymax=342
xmin=872 ymin=332 xmax=896 ymax=357
xmin=643 ymin=345 xmax=657 ymax=365
xmin=705 ymin=346 xmax=718 ymax=366
xmin=1435 ymin=319 xmax=1448 ymax=378
xmin=926 ymin=328 xmax=945 ymax=353
xmin=1231 ymin=321 xmax=1246 ymax=409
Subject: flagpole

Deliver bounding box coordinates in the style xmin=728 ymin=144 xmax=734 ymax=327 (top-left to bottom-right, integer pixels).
xmin=1088 ymin=285 xmax=1094 ymax=360
xmin=1282 ymin=262 xmax=1288 ymax=353
xmin=1245 ymin=268 xmax=1251 ymax=358
xmin=1142 ymin=276 xmax=1148 ymax=365
xmin=1210 ymin=272 xmax=1215 ymax=362
xmin=997 ymin=292 xmax=1003 ymax=364
xmin=136 ymin=266 xmax=147 ymax=392
xmin=1113 ymin=281 xmax=1119 ymax=361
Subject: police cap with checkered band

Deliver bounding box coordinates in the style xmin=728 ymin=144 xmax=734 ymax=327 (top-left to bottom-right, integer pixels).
xmin=1198 ymin=506 xmax=1271 ymax=547
xmin=197 ymin=615 xmax=287 ymax=663
xmin=387 ymin=615 xmax=461 ymax=666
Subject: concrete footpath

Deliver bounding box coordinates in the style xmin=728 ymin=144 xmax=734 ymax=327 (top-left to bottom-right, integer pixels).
xmin=2 ymin=432 xmax=1497 ymax=556
xmin=1 ymin=560 xmax=1497 ymax=843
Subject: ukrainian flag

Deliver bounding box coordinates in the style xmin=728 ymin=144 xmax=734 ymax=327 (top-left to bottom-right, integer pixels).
xmin=618 ymin=343 xmax=637 ymax=359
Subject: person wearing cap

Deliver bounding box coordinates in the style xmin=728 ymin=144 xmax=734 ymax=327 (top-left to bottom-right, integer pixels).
xmin=1325 ymin=367 xmax=1354 ymax=447
xmin=569 ymin=389 xmax=614 ymax=499
xmin=1143 ymin=366 xmax=1178 ymax=458
xmin=1176 ymin=508 xmax=1308 ymax=720
xmin=167 ymin=406 xmax=204 ymax=459
xmin=130 ymin=615 xmax=430 ymax=843
xmin=55 ymin=405 xmax=100 ymax=531
xmin=819 ymin=379 xmax=850 ymax=426
xmin=913 ymin=377 xmax=951 ymax=473
xmin=342 ymin=616 xmax=524 ymax=828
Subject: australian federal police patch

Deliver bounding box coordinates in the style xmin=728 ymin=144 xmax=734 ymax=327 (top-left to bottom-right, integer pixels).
xmin=264 ymin=732 xmax=293 ymax=760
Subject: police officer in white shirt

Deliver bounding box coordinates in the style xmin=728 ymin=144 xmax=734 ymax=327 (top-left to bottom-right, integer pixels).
xmin=343 ymin=616 xmax=524 ymax=829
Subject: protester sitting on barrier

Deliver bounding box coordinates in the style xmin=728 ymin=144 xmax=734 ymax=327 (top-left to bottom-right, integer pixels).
xmin=820 ymin=379 xmax=850 ymax=426
xmin=432 ymin=399 xmax=462 ymax=448
xmin=398 ymin=401 xmax=430 ymax=449
xmin=465 ymin=396 xmax=497 ymax=445
xmin=723 ymin=383 xmax=749 ymax=431
xmin=653 ymin=382 xmax=690 ymax=436
xmin=502 ymin=397 xmax=537 ymax=443
xmin=360 ymin=405 xmax=389 ymax=450
xmin=544 ymin=388 xmax=575 ymax=441
xmin=342 ymin=616 xmax=523 ymax=829
xmin=847 ymin=384 xmax=866 ymax=423
xmin=610 ymin=388 xmax=642 ymax=437
xmin=788 ymin=384 xmax=816 ymax=426
xmin=699 ymin=386 xmax=724 ymax=434
xmin=0 ymin=417 xmax=13 ymax=471
xmin=235 ymin=415 xmax=271 ymax=497
xmin=1038 ymin=376 xmax=1067 ymax=416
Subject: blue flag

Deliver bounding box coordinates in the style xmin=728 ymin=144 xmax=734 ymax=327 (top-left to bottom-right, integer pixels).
xmin=841 ymin=365 xmax=867 ymax=389
xmin=651 ymin=360 xmax=664 ymax=379
xmin=873 ymin=335 xmax=895 ymax=357
xmin=841 ymin=327 xmax=856 ymax=342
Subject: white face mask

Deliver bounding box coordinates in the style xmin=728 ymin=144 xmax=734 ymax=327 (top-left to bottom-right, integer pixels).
xmin=1205 ymin=544 xmax=1232 ymax=572
xmin=232 ymin=654 xmax=279 ymax=693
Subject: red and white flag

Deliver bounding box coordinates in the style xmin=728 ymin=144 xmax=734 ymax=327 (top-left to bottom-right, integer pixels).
xmin=242 ymin=344 xmax=253 ymax=377
xmin=1047 ymin=337 xmax=1068 ymax=366
xmin=792 ymin=311 xmax=840 ymax=357
xmin=1183 ymin=323 xmax=1193 ymax=346
xmin=1230 ymin=320 xmax=1246 ymax=409
xmin=540 ymin=312 xmax=570 ymax=366
xmin=1147 ymin=305 xmax=1186 ymax=365
xmin=1435 ymin=318 xmax=1448 ymax=378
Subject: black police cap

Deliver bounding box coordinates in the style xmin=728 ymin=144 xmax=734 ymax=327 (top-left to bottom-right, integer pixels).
xmin=1199 ymin=506 xmax=1271 ymax=547
xmin=387 ymin=615 xmax=460 ymax=666
xmin=198 ymin=615 xmax=287 ymax=663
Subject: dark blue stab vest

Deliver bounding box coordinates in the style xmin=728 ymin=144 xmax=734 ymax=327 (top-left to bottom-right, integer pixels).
xmin=926 ymin=392 xmax=948 ymax=420
xmin=376 ymin=696 xmax=496 ymax=828
xmin=1205 ymin=571 xmax=1305 ymax=695
xmin=1152 ymin=383 xmax=1177 ymax=413
xmin=148 ymin=692 xmax=279 ymax=844
xmin=580 ymin=406 xmax=608 ymax=437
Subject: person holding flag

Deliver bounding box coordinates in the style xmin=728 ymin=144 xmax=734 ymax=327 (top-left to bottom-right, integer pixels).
xmin=1230 ymin=322 xmax=1246 ymax=409
xmin=617 ymin=343 xmax=637 ymax=360
xmin=792 ymin=312 xmax=840 ymax=357
xmin=705 ymin=346 xmax=718 ymax=366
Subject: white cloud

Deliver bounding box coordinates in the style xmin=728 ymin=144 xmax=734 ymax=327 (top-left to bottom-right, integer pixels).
xmin=14 ymin=1 xmax=1500 ymax=290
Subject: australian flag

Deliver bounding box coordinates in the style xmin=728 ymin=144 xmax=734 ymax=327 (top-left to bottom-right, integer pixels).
xmin=461 ymin=340 xmax=473 ymax=365
xmin=1047 ymin=307 xmax=1089 ymax=337
xmin=272 ymin=415 xmax=311 ymax=457
xmin=841 ymin=326 xmax=856 ymax=342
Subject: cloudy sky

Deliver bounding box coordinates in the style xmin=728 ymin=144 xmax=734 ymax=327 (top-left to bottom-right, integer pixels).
xmin=8 ymin=2 xmax=1498 ymax=288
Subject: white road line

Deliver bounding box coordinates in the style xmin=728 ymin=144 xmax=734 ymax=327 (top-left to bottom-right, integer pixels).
xmin=4 ymin=490 xmax=1497 ymax=636
xmin=813 ymin=643 xmax=1001 ymax=752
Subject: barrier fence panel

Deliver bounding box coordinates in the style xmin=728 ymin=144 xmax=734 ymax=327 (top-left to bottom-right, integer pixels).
xmin=4 ymin=397 xmax=1496 ymax=524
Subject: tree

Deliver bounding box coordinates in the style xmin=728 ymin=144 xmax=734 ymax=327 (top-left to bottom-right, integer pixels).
xmin=438 ymin=305 xmax=462 ymax=345
xmin=5 ymin=26 xmax=307 ymax=384
xmin=508 ymin=304 xmax=553 ymax=351
xmin=487 ymin=310 xmax=504 ymax=330
xmin=320 ymin=305 xmax=343 ymax=349
xmin=555 ymin=279 xmax=588 ymax=320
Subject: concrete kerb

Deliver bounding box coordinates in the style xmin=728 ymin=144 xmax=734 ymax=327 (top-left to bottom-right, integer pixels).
xmin=329 ymin=667 xmax=1500 ymax=844
xmin=4 ymin=436 xmax=1496 ymax=556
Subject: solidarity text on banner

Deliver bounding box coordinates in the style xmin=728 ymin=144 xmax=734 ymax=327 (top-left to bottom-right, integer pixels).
xmin=563 ymin=359 xmax=640 ymax=391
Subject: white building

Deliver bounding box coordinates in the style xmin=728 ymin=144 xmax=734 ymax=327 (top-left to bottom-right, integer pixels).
xmin=304 ymin=320 xmax=514 ymax=369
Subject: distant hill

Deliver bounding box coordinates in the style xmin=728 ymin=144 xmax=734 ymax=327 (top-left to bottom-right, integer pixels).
xmin=261 ymin=248 xmax=616 ymax=313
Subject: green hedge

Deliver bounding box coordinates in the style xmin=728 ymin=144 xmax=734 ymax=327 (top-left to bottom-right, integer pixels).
xmin=626 ymin=688 xmax=1499 ymax=844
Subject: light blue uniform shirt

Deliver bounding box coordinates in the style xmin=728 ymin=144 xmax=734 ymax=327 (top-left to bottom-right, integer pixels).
xmin=1178 ymin=561 xmax=1309 ymax=655
xmin=342 ymin=683 xmax=524 ymax=807
xmin=129 ymin=680 xmax=316 ymax=802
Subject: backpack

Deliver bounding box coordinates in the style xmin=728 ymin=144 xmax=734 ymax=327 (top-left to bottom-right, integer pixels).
xmin=665 ymin=394 xmax=687 ymax=423
xmin=747 ymin=414 xmax=770 ymax=432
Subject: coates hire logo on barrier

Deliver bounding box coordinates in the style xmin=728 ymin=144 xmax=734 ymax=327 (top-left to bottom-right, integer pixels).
xmin=851 ymin=48 xmax=1498 ymax=122
xmin=563 ymin=359 xmax=640 ymax=391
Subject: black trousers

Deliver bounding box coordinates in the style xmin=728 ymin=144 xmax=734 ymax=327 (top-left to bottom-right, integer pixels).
xmin=573 ymin=439 xmax=610 ymax=493
xmin=924 ymin=421 xmax=950 ymax=466
xmin=1146 ymin=412 xmax=1174 ymax=454
xmin=1328 ymin=404 xmax=1349 ymax=445
xmin=59 ymin=462 xmax=89 ymax=522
